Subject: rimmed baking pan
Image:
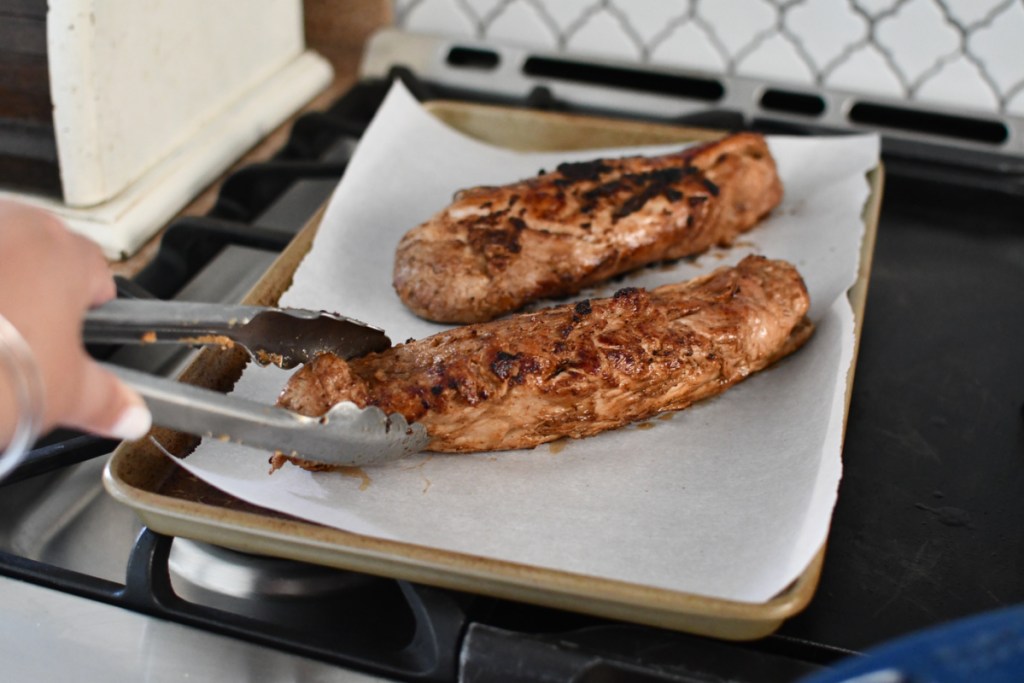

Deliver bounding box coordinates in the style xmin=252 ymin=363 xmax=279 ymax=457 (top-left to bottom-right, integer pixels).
xmin=105 ymin=102 xmax=883 ymax=640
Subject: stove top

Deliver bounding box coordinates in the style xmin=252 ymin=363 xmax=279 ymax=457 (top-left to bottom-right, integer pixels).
xmin=0 ymin=45 xmax=1021 ymax=682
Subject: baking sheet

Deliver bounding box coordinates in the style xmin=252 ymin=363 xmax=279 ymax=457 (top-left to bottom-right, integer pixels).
xmin=169 ymin=82 xmax=879 ymax=604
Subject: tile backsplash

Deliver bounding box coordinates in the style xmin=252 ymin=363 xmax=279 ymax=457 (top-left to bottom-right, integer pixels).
xmin=393 ymin=0 xmax=1024 ymax=118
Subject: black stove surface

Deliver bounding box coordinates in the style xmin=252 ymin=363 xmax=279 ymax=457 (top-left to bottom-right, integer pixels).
xmin=778 ymin=176 xmax=1024 ymax=650
xmin=2 ymin=71 xmax=1022 ymax=682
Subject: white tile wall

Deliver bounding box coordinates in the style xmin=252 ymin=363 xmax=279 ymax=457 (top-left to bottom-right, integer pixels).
xmin=393 ymin=0 xmax=1024 ymax=117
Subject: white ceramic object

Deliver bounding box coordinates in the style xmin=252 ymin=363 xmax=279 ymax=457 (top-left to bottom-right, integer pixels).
xmin=0 ymin=0 xmax=332 ymax=259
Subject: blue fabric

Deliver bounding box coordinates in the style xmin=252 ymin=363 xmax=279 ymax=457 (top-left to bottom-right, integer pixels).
xmin=801 ymin=605 xmax=1024 ymax=683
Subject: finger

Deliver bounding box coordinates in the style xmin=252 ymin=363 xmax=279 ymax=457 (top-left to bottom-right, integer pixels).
xmin=71 ymin=233 xmax=117 ymax=307
xmin=63 ymin=360 xmax=152 ymax=441
xmin=89 ymin=272 xmax=117 ymax=308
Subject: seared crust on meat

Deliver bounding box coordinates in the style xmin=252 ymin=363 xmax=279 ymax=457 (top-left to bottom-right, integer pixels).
xmin=279 ymin=255 xmax=811 ymax=460
xmin=393 ymin=133 xmax=783 ymax=323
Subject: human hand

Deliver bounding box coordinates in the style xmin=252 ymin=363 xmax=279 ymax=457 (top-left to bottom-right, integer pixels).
xmin=0 ymin=200 xmax=151 ymax=450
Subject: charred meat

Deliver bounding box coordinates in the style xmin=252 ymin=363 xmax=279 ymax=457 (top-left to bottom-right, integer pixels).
xmin=278 ymin=255 xmax=811 ymax=463
xmin=393 ymin=133 xmax=783 ymax=323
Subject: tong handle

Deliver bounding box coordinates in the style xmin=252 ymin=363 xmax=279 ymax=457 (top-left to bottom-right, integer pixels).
xmin=108 ymin=363 xmax=299 ymax=445
xmin=106 ymin=364 xmax=428 ymax=467
xmin=85 ymin=299 xmax=391 ymax=368
xmin=85 ymin=300 xmax=266 ymax=345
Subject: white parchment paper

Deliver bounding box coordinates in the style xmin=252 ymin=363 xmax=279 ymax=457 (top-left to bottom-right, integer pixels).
xmin=173 ymin=82 xmax=880 ymax=604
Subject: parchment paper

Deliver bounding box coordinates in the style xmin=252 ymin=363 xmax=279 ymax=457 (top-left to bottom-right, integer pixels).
xmin=173 ymin=82 xmax=879 ymax=604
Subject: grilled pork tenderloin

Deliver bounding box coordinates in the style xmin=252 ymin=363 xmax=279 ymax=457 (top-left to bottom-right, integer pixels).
xmin=393 ymin=133 xmax=782 ymax=323
xmin=275 ymin=255 xmax=811 ymax=470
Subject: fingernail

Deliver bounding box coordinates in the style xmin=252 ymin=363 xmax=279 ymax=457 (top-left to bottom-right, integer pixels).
xmin=109 ymin=404 xmax=152 ymax=441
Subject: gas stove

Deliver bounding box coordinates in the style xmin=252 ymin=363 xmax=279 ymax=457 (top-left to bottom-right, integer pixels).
xmin=0 ymin=30 xmax=1022 ymax=682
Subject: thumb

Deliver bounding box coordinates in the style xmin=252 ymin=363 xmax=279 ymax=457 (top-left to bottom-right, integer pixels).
xmin=65 ymin=361 xmax=152 ymax=441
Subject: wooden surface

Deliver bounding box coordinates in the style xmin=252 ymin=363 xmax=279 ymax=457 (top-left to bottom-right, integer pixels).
xmin=0 ymin=0 xmax=48 ymax=121
xmin=0 ymin=0 xmax=58 ymax=195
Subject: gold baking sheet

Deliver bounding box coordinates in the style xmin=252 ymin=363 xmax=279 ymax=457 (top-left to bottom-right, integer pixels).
xmin=104 ymin=102 xmax=883 ymax=640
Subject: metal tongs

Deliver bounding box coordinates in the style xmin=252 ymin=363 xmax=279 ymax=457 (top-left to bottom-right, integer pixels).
xmin=84 ymin=299 xmax=429 ymax=467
